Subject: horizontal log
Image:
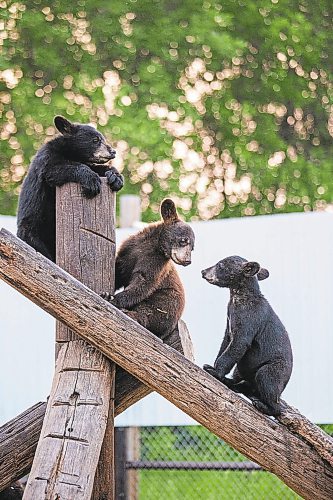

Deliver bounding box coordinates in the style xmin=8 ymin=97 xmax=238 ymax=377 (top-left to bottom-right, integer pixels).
xmin=0 ymin=324 xmax=192 ymax=492
xmin=1 ymin=229 xmax=333 ymax=500
xmin=0 ymin=402 xmax=46 ymax=491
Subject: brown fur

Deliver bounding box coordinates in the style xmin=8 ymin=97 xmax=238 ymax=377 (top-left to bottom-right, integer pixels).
xmin=103 ymin=200 xmax=195 ymax=337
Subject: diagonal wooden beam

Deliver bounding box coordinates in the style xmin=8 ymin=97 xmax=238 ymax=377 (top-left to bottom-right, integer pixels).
xmin=0 ymin=323 xmax=193 ymax=492
xmin=0 ymin=229 xmax=332 ymax=500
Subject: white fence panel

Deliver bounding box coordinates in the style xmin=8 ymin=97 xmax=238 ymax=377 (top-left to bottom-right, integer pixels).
xmin=0 ymin=212 xmax=332 ymax=426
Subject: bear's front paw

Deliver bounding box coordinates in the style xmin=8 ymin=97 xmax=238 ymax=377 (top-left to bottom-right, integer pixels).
xmin=106 ymin=168 xmax=124 ymax=192
xmin=101 ymin=292 xmax=114 ymax=302
xmin=203 ymin=364 xmax=219 ymax=378
xmin=110 ymin=295 xmax=124 ymax=309
xmin=81 ymin=172 xmax=101 ymax=198
xmin=221 ymin=377 xmax=236 ymax=389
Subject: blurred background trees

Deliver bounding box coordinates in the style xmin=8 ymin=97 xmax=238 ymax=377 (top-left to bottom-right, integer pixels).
xmin=1 ymin=0 xmax=333 ymax=221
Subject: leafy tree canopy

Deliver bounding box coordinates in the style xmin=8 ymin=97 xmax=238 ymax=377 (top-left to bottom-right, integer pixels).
xmin=1 ymin=0 xmax=333 ymax=221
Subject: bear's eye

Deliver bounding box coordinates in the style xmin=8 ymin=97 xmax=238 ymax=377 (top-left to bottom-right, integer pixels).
xmin=93 ymin=137 xmax=101 ymax=144
xmin=179 ymin=238 xmax=188 ymax=246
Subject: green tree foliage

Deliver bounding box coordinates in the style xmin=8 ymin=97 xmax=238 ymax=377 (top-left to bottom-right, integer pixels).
xmin=1 ymin=0 xmax=333 ymax=220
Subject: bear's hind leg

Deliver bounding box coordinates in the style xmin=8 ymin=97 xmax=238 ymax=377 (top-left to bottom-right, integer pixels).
xmin=120 ymin=308 xmax=150 ymax=330
xmin=253 ymin=363 xmax=284 ymax=416
xmin=225 ymin=379 xmax=255 ymax=398
xmin=17 ymin=227 xmax=54 ymax=261
xmin=222 ymin=367 xmax=255 ymax=398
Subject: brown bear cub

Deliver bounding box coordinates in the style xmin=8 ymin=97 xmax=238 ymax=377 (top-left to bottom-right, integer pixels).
xmin=102 ymin=199 xmax=195 ymax=337
xmin=202 ymin=256 xmax=293 ymax=417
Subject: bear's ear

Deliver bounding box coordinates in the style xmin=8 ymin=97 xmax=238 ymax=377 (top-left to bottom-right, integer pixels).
xmin=54 ymin=116 xmax=76 ymax=136
xmin=242 ymin=261 xmax=260 ymax=277
xmin=257 ymin=267 xmax=269 ymax=281
xmin=160 ymin=199 xmax=179 ymax=224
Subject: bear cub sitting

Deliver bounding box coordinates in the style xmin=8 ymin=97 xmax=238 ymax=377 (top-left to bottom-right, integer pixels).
xmin=202 ymin=256 xmax=293 ymax=417
xmin=17 ymin=116 xmax=123 ymax=261
xmin=102 ymin=199 xmax=195 ymax=338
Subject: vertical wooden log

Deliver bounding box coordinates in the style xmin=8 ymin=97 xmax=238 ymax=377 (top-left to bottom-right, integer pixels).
xmin=23 ymin=179 xmax=116 ymax=499
xmin=56 ymin=179 xmax=116 ymax=499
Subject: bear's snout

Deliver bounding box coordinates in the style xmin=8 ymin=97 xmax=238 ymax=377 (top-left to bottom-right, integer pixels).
xmin=108 ymin=146 xmax=116 ymax=159
xmin=201 ymin=266 xmax=217 ymax=284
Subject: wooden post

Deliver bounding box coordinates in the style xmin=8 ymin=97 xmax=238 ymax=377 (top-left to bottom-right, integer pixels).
xmin=115 ymin=428 xmax=139 ymax=500
xmin=114 ymin=428 xmax=127 ymax=499
xmin=1 ymin=230 xmax=333 ymax=499
xmin=119 ymin=195 xmax=141 ymax=228
xmin=56 ymin=180 xmax=116 ymax=499
xmin=126 ymin=428 xmax=139 ymax=500
xmin=23 ymin=180 xmax=116 ymax=499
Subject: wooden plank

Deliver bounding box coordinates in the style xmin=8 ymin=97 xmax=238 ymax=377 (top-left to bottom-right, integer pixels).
xmin=1 ymin=229 xmax=333 ymax=500
xmin=0 ymin=324 xmax=193 ymax=492
xmin=23 ymin=180 xmax=116 ymax=499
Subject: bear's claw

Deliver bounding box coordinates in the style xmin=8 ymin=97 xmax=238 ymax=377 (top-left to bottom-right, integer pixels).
xmin=203 ymin=364 xmax=219 ymax=378
xmin=101 ymin=292 xmax=114 ymax=302
xmin=81 ymin=172 xmax=101 ymax=198
xmin=106 ymin=169 xmax=124 ymax=192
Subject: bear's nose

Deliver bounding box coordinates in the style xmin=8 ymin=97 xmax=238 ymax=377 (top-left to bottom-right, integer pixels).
xmin=201 ymin=269 xmax=206 ymax=277
xmin=183 ymin=259 xmax=191 ymax=266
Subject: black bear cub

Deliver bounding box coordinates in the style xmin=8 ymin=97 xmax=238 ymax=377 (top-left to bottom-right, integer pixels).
xmin=102 ymin=199 xmax=195 ymax=338
xmin=202 ymin=256 xmax=293 ymax=417
xmin=17 ymin=116 xmax=123 ymax=261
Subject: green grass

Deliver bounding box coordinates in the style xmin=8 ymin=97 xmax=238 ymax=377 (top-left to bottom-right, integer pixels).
xmin=136 ymin=424 xmax=332 ymax=499
xmin=139 ymin=470 xmax=299 ymax=500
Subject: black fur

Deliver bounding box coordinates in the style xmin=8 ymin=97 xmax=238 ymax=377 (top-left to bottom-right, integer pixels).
xmin=0 ymin=482 xmax=24 ymax=500
xmin=202 ymin=256 xmax=293 ymax=417
xmin=17 ymin=116 xmax=124 ymax=261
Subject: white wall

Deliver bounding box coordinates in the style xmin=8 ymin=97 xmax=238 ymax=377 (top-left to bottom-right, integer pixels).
xmin=1 ymin=212 xmax=332 ymax=426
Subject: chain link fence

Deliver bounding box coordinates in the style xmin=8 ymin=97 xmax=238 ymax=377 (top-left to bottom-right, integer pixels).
xmin=116 ymin=424 xmax=333 ymax=500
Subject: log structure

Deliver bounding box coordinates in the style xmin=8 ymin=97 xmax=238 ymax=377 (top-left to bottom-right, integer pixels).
xmin=1 ymin=228 xmax=333 ymax=500
xmin=0 ymin=324 xmax=193 ymax=492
